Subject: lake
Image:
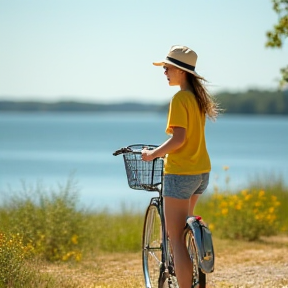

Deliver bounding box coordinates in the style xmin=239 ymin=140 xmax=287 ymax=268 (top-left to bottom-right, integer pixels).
xmin=0 ymin=112 xmax=287 ymax=212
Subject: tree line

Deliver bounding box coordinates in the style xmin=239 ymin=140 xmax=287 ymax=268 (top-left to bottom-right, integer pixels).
xmin=0 ymin=89 xmax=287 ymax=115
xmin=215 ymin=89 xmax=288 ymax=115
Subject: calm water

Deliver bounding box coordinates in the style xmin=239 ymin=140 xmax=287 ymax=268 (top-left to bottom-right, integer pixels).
xmin=0 ymin=112 xmax=287 ymax=212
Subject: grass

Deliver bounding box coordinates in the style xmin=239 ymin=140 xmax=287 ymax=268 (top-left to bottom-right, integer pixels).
xmin=0 ymin=175 xmax=287 ymax=287
xmin=85 ymin=211 xmax=144 ymax=253
xmin=195 ymin=173 xmax=288 ymax=239
xmin=1 ymin=179 xmax=85 ymax=262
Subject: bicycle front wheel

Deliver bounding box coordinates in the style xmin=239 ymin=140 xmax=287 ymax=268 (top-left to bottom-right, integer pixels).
xmin=142 ymin=203 xmax=163 ymax=288
xmin=185 ymin=228 xmax=206 ymax=288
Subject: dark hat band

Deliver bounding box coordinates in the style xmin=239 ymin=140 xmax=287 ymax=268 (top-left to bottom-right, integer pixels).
xmin=166 ymin=56 xmax=195 ymax=71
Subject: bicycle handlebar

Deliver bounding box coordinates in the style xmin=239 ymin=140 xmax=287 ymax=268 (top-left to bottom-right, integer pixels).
xmin=113 ymin=147 xmax=133 ymax=156
xmin=113 ymin=144 xmax=158 ymax=156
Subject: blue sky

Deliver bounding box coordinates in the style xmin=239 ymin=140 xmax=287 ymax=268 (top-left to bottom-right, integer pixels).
xmin=0 ymin=0 xmax=287 ymax=104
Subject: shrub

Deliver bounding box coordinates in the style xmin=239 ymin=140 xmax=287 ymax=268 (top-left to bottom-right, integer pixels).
xmin=1 ymin=179 xmax=85 ymax=261
xmin=0 ymin=232 xmax=34 ymax=287
xmin=204 ymin=189 xmax=281 ymax=241
xmin=247 ymin=175 xmax=288 ymax=233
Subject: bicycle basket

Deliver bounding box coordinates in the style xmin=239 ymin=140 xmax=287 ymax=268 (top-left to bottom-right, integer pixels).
xmin=123 ymin=144 xmax=163 ymax=191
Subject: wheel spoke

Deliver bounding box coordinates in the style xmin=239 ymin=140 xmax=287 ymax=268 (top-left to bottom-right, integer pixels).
xmin=142 ymin=205 xmax=163 ymax=288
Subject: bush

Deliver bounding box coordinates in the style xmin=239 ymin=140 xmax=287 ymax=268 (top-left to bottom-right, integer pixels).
xmin=210 ymin=189 xmax=281 ymax=240
xmin=195 ymin=172 xmax=288 ymax=241
xmin=1 ymin=179 xmax=85 ymax=262
xmin=0 ymin=233 xmax=34 ymax=287
xmin=247 ymin=175 xmax=288 ymax=233
xmin=0 ymin=177 xmax=145 ymax=262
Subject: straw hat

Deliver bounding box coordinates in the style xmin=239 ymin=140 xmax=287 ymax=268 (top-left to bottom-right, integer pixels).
xmin=153 ymin=45 xmax=199 ymax=76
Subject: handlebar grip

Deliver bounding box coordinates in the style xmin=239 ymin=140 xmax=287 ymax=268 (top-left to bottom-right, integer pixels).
xmin=113 ymin=147 xmax=133 ymax=156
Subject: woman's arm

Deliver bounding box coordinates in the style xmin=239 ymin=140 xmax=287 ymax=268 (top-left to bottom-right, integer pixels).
xmin=141 ymin=126 xmax=186 ymax=161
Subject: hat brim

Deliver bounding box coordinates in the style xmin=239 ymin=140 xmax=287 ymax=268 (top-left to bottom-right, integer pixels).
xmin=153 ymin=60 xmax=200 ymax=77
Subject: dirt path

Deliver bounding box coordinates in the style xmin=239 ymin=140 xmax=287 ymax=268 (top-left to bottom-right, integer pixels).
xmin=209 ymin=246 xmax=288 ymax=287
xmin=42 ymin=236 xmax=288 ymax=288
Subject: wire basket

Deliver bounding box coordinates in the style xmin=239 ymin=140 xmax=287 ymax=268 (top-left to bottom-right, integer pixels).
xmin=123 ymin=144 xmax=163 ymax=191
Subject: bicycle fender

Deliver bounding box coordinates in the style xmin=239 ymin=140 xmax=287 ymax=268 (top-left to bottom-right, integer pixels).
xmin=186 ymin=217 xmax=215 ymax=274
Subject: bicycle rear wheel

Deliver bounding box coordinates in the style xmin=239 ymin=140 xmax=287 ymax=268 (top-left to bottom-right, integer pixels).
xmin=142 ymin=203 xmax=163 ymax=288
xmin=185 ymin=229 xmax=206 ymax=288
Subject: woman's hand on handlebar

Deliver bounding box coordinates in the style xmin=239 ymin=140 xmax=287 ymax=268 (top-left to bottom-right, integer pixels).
xmin=141 ymin=148 xmax=156 ymax=161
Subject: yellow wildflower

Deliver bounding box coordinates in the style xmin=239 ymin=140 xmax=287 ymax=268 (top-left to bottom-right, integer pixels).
xmin=258 ymin=190 xmax=265 ymax=197
xmin=255 ymin=214 xmax=264 ymax=220
xmin=208 ymin=223 xmax=215 ymax=231
xmin=71 ymin=234 xmax=78 ymax=245
xmin=75 ymin=252 xmax=82 ymax=262
xmin=235 ymin=203 xmax=242 ymax=210
xmin=268 ymin=207 xmax=275 ymax=213
xmin=244 ymin=194 xmax=252 ymax=201
xmin=221 ymin=208 xmax=228 ymax=215
xmin=220 ymin=201 xmax=228 ymax=208
xmin=241 ymin=189 xmax=248 ymax=196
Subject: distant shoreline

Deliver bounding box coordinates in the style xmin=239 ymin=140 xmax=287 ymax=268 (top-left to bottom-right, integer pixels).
xmin=0 ymin=89 xmax=287 ymax=115
xmin=0 ymin=100 xmax=164 ymax=113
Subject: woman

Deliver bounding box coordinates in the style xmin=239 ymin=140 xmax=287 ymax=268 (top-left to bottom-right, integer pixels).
xmin=141 ymin=45 xmax=219 ymax=288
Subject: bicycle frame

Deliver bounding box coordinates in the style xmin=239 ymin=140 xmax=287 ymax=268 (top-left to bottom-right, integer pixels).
xmin=151 ymin=195 xmax=170 ymax=286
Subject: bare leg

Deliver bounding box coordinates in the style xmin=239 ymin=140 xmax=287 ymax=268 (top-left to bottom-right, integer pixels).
xmin=164 ymin=197 xmax=193 ymax=288
xmin=188 ymin=194 xmax=200 ymax=216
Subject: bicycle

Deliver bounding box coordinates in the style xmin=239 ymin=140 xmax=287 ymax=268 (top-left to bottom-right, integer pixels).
xmin=113 ymin=144 xmax=215 ymax=288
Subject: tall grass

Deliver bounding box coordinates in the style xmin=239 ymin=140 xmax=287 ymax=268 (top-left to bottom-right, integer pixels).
xmin=0 ymin=178 xmax=145 ymax=259
xmin=1 ymin=179 xmax=85 ymax=262
xmin=0 ymin=233 xmax=33 ymax=287
xmin=195 ymin=174 xmax=288 ymax=240
xmin=1 ymin=175 xmax=287 ymax=255
xmin=0 ymin=178 xmax=145 ymax=287
xmin=247 ymin=175 xmax=288 ymax=231
xmin=85 ymin=210 xmax=144 ymax=253
xmin=0 ymin=233 xmax=80 ymax=288
xmin=0 ymin=175 xmax=287 ymax=287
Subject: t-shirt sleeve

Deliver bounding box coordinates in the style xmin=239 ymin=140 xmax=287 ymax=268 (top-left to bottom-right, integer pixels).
xmin=166 ymin=93 xmax=188 ymax=135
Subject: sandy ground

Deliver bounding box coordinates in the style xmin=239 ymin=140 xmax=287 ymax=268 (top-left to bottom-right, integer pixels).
xmin=41 ymin=236 xmax=288 ymax=288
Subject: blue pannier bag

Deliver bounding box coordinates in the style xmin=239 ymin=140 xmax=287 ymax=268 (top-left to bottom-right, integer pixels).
xmin=186 ymin=216 xmax=215 ymax=273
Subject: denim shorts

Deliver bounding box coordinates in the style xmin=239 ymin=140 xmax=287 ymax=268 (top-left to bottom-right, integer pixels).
xmin=163 ymin=173 xmax=210 ymax=199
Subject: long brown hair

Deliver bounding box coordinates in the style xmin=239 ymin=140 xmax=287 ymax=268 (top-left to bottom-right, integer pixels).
xmin=187 ymin=73 xmax=219 ymax=121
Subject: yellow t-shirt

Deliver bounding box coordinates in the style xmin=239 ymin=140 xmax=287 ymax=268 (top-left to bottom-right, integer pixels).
xmin=164 ymin=90 xmax=211 ymax=175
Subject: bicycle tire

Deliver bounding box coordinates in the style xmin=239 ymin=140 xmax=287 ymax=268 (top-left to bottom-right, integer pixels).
xmin=142 ymin=203 xmax=163 ymax=288
xmin=185 ymin=228 xmax=206 ymax=288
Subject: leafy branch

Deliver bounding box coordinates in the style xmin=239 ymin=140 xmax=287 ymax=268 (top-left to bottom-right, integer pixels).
xmin=266 ymin=0 xmax=288 ymax=86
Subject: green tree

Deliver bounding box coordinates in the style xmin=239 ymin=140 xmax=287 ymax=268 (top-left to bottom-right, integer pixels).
xmin=266 ymin=0 xmax=288 ymax=86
